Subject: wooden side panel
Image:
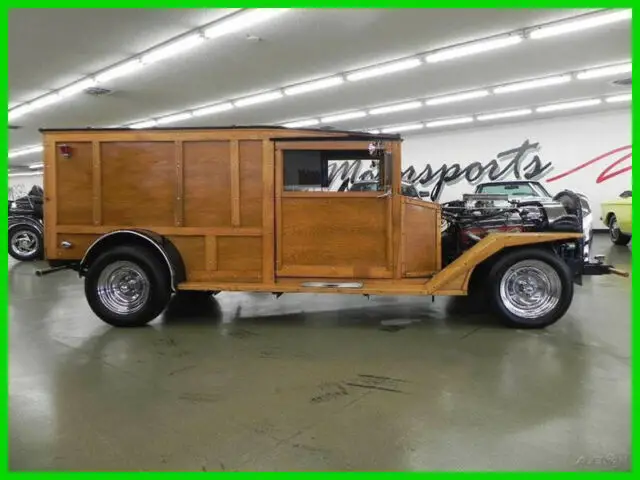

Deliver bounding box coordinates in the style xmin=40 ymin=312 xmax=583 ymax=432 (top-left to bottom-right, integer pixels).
xmin=54 ymin=233 xmax=99 ymax=260
xmin=101 ymin=142 xmax=175 ymax=226
xmin=401 ymin=199 xmax=440 ymax=277
xmin=56 ymin=142 xmax=93 ymax=226
xmin=218 ymin=236 xmax=262 ymax=272
xmin=239 ymin=140 xmax=264 ymax=228
xmin=166 ymin=236 xmax=205 ymax=281
xmin=183 ymin=141 xmax=231 ymax=227
xmin=279 ymin=196 xmax=390 ymax=278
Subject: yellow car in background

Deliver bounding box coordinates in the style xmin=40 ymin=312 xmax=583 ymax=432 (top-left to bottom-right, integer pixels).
xmin=601 ymin=191 xmax=632 ymax=245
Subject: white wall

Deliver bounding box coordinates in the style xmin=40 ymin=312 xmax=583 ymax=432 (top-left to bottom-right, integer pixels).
xmin=402 ymin=109 xmax=631 ymax=228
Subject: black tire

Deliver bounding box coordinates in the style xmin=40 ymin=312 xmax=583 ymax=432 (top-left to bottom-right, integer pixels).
xmin=608 ymin=215 xmax=631 ymax=246
xmin=488 ymin=248 xmax=574 ymax=329
xmin=84 ymin=245 xmax=172 ymax=327
xmin=8 ymin=224 xmax=43 ymax=261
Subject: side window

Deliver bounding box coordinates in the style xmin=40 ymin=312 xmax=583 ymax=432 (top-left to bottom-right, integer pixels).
xmin=283 ymin=149 xmax=391 ymax=192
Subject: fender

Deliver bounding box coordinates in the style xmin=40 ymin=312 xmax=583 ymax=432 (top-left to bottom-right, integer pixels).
xmin=79 ymin=229 xmax=186 ymax=290
xmin=8 ymin=216 xmax=44 ymax=236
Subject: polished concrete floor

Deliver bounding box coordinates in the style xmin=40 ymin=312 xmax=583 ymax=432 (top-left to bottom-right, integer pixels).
xmin=9 ymin=234 xmax=631 ymax=472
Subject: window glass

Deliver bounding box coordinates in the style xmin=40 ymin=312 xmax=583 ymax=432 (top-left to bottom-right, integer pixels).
xmin=477 ymin=183 xmax=536 ymax=196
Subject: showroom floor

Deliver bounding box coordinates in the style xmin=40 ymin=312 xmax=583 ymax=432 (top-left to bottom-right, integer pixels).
xmin=9 ymin=234 xmax=630 ymax=472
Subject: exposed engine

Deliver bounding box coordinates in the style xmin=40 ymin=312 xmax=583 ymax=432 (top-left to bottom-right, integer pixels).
xmin=440 ymin=192 xmax=584 ymax=266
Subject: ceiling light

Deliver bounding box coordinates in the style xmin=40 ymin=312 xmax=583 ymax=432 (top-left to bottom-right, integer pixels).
xmin=477 ymin=109 xmax=533 ymax=121
xmin=95 ymin=59 xmax=144 ymax=83
xmin=493 ymin=74 xmax=572 ymax=94
xmin=536 ymin=98 xmax=602 ymax=112
xmin=192 ymin=102 xmax=234 ymax=117
xmin=426 ymin=117 xmax=474 ymax=128
xmin=129 ymin=120 xmax=158 ymax=129
xmin=369 ymin=101 xmax=423 ymax=115
xmin=234 ymin=91 xmax=283 ymax=107
xmin=203 ymin=8 xmax=289 ymax=39
xmin=8 ymin=145 xmax=44 ymax=158
xmin=283 ymin=119 xmax=320 ymax=128
xmin=284 ymin=76 xmax=344 ymax=96
xmin=530 ymin=9 xmax=631 ymax=39
xmin=576 ymin=63 xmax=632 ymax=80
xmin=29 ymin=93 xmax=62 ymax=110
xmin=368 ymin=129 xmax=382 ymax=134
xmin=381 ymin=123 xmax=424 ymax=133
xmin=606 ymin=93 xmax=631 ymax=103
xmin=142 ymin=34 xmax=205 ymax=64
xmin=8 ymin=104 xmax=35 ymax=121
xmin=346 ymin=58 xmax=422 ymax=82
xmin=29 ymin=163 xmax=44 ymax=170
xmin=425 ymin=90 xmax=490 ymax=106
xmin=8 ymin=172 xmax=43 ymax=178
xmin=320 ymin=111 xmax=367 ymax=123
xmin=59 ymin=78 xmax=97 ymax=97
xmin=156 ymin=112 xmax=193 ymax=125
xmin=425 ymin=35 xmax=523 ymax=63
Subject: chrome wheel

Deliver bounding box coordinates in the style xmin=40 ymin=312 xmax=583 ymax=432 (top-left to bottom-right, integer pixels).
xmin=10 ymin=230 xmax=39 ymax=258
xmin=499 ymin=260 xmax=561 ymax=319
xmin=610 ymin=217 xmax=620 ymax=241
xmin=96 ymin=261 xmax=150 ymax=314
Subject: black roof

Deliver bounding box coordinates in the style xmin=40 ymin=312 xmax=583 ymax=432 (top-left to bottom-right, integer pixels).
xmin=39 ymin=124 xmax=401 ymax=141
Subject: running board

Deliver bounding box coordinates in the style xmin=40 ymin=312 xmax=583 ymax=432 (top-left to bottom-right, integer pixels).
xmin=301 ymin=281 xmax=363 ymax=289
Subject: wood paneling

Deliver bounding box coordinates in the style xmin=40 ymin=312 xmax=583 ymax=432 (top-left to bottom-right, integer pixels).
xmin=230 ymin=140 xmax=240 ymax=227
xmin=54 ymin=233 xmax=99 ymax=259
xmin=174 ymin=141 xmax=184 ymax=227
xmin=239 ymin=140 xmax=264 ymax=228
xmin=183 ymin=141 xmax=231 ymax=227
xmin=166 ymin=236 xmax=205 ymax=280
xmin=217 ymin=236 xmax=262 ymax=273
xmin=279 ymin=197 xmax=390 ymax=278
xmin=92 ymin=142 xmax=102 ymax=225
xmin=262 ymin=140 xmax=275 ymax=285
xmin=401 ymin=199 xmax=440 ymax=277
xmin=56 ymin=142 xmax=93 ymax=226
xmin=101 ymin=142 xmax=175 ymax=226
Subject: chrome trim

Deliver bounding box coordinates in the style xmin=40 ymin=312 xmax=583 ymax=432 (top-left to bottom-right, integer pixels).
xmin=81 ymin=230 xmax=176 ymax=290
xmin=301 ymin=281 xmax=363 ymax=288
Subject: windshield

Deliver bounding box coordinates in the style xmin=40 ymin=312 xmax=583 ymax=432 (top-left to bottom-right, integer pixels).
xmin=350 ymin=182 xmax=379 ymax=192
xmin=476 ymin=183 xmax=537 ymax=196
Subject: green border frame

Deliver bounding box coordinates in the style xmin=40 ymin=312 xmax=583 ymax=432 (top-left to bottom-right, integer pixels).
xmin=2 ymin=3 xmax=635 ymax=475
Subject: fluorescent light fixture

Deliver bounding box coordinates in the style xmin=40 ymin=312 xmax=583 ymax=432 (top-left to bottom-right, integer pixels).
xmin=426 ymin=35 xmax=523 ymax=63
xmin=283 ymin=119 xmax=320 ymax=128
xmin=606 ymin=93 xmax=631 ymax=103
xmin=192 ymin=102 xmax=234 ymax=117
xmin=29 ymin=163 xmax=44 ymax=170
xmin=536 ymin=98 xmax=602 ymax=112
xmin=8 ymin=104 xmax=35 ymax=121
xmin=29 ymin=93 xmax=62 ymax=109
xmin=156 ymin=112 xmax=193 ymax=125
xmin=96 ymin=59 xmax=144 ymax=83
xmin=477 ymin=109 xmax=533 ymax=121
xmin=129 ymin=120 xmax=158 ymax=129
xmin=284 ymin=76 xmax=344 ymax=96
xmin=320 ymin=111 xmax=367 ymax=123
xmin=576 ymin=63 xmax=632 ymax=80
xmin=425 ymin=90 xmax=490 ymax=106
xmin=426 ymin=117 xmax=474 ymax=128
xmin=204 ymin=8 xmax=289 ymax=39
xmin=530 ymin=9 xmax=632 ymax=39
xmin=9 ymin=172 xmax=43 ymax=178
xmin=381 ymin=123 xmax=424 ymax=133
xmin=368 ymin=129 xmax=382 ymax=134
xmin=142 ymin=34 xmax=205 ymax=64
xmin=234 ymin=91 xmax=283 ymax=107
xmin=369 ymin=101 xmax=423 ymax=115
xmin=494 ymin=74 xmax=572 ymax=94
xmin=8 ymin=145 xmax=44 ymax=158
xmin=59 ymin=78 xmax=97 ymax=97
xmin=346 ymin=58 xmax=422 ymax=82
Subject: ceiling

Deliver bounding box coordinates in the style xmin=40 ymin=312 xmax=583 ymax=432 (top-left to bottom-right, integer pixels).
xmin=8 ymin=8 xmax=631 ymax=168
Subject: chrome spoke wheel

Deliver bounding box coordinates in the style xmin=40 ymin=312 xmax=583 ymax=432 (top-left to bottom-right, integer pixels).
xmin=499 ymin=260 xmax=561 ymax=319
xmin=11 ymin=230 xmax=39 ymax=257
xmin=96 ymin=261 xmax=150 ymax=314
xmin=610 ymin=218 xmax=620 ymax=241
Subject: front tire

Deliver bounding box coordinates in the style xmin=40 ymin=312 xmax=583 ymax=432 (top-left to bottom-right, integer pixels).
xmin=8 ymin=224 xmax=43 ymax=261
xmin=85 ymin=245 xmax=172 ymax=327
xmin=608 ymin=215 xmax=631 ymax=246
xmin=488 ymin=248 xmax=573 ymax=329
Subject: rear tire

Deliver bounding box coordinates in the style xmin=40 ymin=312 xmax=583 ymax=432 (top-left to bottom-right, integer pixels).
xmin=8 ymin=224 xmax=43 ymax=261
xmin=488 ymin=248 xmax=573 ymax=329
xmin=84 ymin=245 xmax=171 ymax=327
xmin=608 ymin=215 xmax=631 ymax=246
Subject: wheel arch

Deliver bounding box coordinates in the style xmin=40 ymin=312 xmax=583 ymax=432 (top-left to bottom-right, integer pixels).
xmin=79 ymin=230 xmax=186 ymax=290
xmin=603 ymin=211 xmax=615 ymax=226
xmin=9 ymin=216 xmax=44 ymax=236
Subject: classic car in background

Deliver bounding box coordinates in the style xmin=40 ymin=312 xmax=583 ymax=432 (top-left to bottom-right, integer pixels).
xmin=8 ymin=185 xmax=44 ymax=261
xmin=473 ymin=180 xmax=594 ymax=260
xmin=601 ymin=191 xmax=632 ymax=246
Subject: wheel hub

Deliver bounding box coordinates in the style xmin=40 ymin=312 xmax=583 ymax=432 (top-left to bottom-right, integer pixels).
xmin=97 ymin=261 xmax=150 ymax=314
xmin=11 ymin=230 xmax=38 ymax=257
xmin=499 ymin=260 xmax=562 ymax=319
